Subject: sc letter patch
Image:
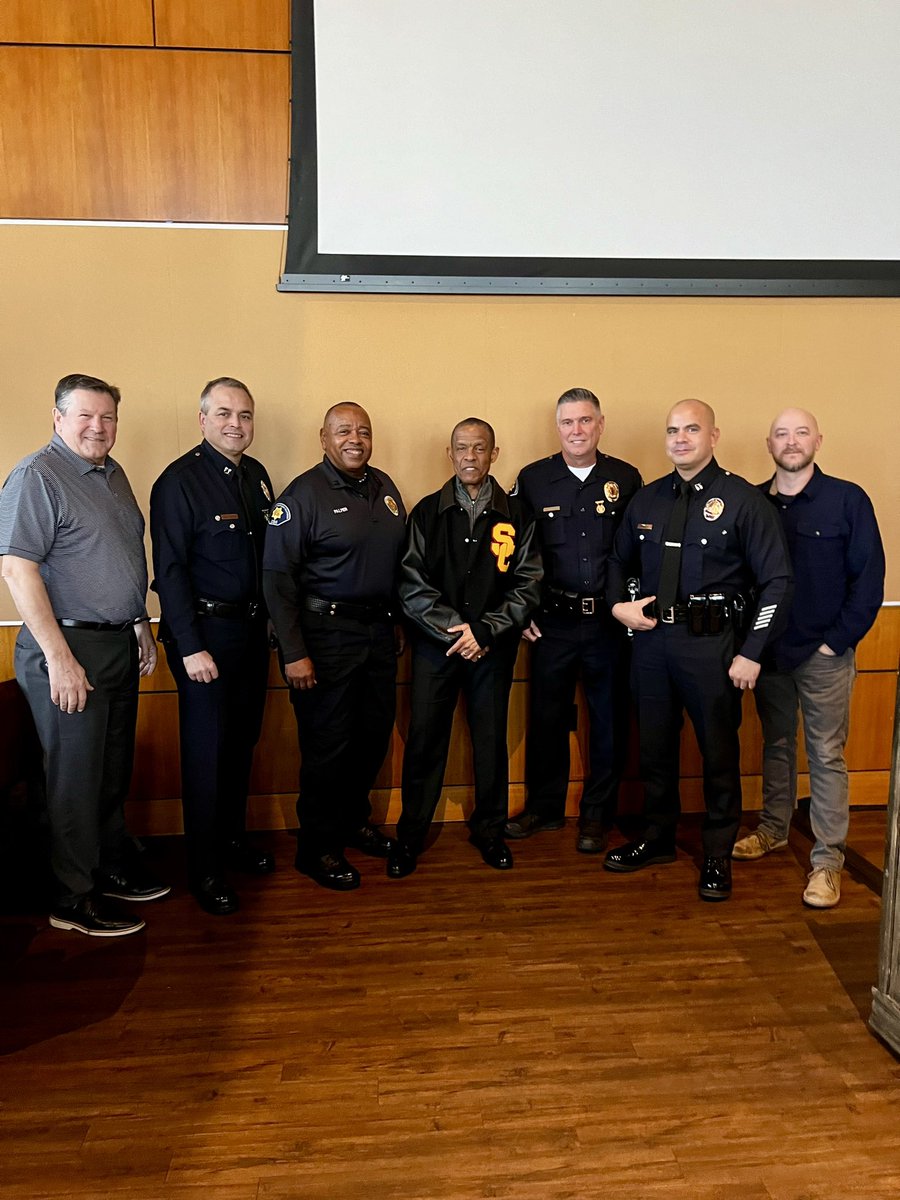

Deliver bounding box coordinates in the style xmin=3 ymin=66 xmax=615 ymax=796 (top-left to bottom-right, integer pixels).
xmin=490 ymin=522 xmax=515 ymax=573
xmin=267 ymin=503 xmax=291 ymax=527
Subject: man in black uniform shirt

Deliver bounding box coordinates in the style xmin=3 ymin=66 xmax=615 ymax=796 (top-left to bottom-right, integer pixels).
xmin=504 ymin=387 xmax=642 ymax=853
xmin=262 ymin=403 xmax=406 ymax=892
xmin=604 ymin=399 xmax=792 ymax=901
xmin=151 ymin=377 xmax=275 ymax=915
xmin=388 ymin=418 xmax=542 ymax=878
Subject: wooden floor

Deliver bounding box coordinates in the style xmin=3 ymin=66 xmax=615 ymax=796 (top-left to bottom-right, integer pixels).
xmin=1 ymin=814 xmax=897 ymax=1200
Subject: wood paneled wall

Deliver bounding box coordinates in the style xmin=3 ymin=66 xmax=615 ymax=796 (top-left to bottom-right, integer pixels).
xmin=1 ymin=609 xmax=897 ymax=835
xmin=0 ymin=0 xmax=289 ymax=222
xmin=0 ymin=0 xmax=289 ymax=48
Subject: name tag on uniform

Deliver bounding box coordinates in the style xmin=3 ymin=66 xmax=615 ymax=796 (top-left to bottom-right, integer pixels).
xmin=214 ymin=513 xmax=240 ymax=522
xmin=542 ymin=505 xmax=561 ymax=512
xmin=637 ymin=523 xmax=653 ymax=530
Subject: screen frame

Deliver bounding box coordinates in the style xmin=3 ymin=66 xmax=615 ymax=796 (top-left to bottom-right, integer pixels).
xmin=279 ymin=0 xmax=900 ymax=298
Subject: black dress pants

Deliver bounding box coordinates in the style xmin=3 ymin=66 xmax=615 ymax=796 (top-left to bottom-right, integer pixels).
xmin=399 ymin=635 xmax=517 ymax=848
xmin=290 ymin=614 xmax=398 ymax=856
xmin=166 ymin=615 xmax=270 ymax=881
xmin=631 ymin=622 xmax=743 ymax=856
xmin=16 ymin=625 xmax=138 ymax=907
xmin=525 ymin=609 xmax=630 ymax=827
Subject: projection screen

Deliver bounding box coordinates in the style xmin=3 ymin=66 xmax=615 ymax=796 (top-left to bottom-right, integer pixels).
xmin=279 ymin=0 xmax=900 ymax=296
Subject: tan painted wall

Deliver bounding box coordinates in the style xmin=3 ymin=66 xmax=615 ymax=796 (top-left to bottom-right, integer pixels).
xmin=1 ymin=222 xmax=897 ymax=621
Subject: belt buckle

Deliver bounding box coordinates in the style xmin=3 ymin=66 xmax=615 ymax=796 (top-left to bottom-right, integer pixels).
xmin=660 ymin=606 xmax=675 ymax=624
xmin=581 ymin=597 xmax=595 ymax=616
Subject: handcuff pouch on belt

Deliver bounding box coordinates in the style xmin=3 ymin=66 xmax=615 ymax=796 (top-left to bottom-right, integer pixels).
xmin=686 ymin=593 xmax=746 ymax=636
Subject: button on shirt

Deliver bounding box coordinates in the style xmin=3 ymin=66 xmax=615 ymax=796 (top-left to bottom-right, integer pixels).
xmin=150 ymin=440 xmax=274 ymax=658
xmin=0 ymin=432 xmax=148 ymax=622
xmin=262 ymin=457 xmax=406 ymax=663
xmin=513 ymin=451 xmax=642 ymax=595
xmin=760 ymin=465 xmax=884 ymax=670
xmin=609 ymin=457 xmax=793 ymax=661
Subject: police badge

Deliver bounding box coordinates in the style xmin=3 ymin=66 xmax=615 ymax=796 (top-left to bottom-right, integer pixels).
xmin=603 ymin=481 xmax=620 ymax=503
xmin=703 ymin=497 xmax=725 ymax=522
xmin=384 ymin=495 xmax=399 ymax=517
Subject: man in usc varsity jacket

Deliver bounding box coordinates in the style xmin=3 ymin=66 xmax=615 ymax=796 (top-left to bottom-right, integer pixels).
xmin=388 ymin=417 xmax=543 ymax=879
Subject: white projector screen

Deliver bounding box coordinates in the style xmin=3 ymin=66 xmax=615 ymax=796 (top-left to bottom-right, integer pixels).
xmin=280 ymin=0 xmax=900 ymax=295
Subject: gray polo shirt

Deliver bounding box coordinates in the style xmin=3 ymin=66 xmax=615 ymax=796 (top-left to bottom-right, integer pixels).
xmin=0 ymin=432 xmax=148 ymax=623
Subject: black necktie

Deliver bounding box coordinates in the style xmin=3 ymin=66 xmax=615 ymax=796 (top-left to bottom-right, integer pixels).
xmin=657 ymin=480 xmax=691 ymax=613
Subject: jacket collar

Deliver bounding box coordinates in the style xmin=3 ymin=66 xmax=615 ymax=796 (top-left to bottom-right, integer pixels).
xmin=438 ymin=475 xmax=511 ymax=517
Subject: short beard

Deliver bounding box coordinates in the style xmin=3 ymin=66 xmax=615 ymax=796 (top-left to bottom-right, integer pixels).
xmin=775 ymin=451 xmax=814 ymax=473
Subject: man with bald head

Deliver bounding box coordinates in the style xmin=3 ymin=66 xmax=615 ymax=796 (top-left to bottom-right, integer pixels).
xmin=732 ymin=409 xmax=883 ymax=908
xmin=263 ymin=403 xmax=406 ymax=891
xmin=604 ymin=400 xmax=792 ymax=901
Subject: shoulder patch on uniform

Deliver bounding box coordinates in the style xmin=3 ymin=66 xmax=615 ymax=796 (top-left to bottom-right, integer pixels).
xmin=267 ymin=503 xmax=291 ymax=526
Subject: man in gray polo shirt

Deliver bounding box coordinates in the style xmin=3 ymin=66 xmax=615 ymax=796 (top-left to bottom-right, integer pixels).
xmin=0 ymin=374 xmax=170 ymax=937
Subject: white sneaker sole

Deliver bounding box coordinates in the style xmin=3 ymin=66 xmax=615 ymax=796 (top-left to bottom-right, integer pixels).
xmin=49 ymin=914 xmax=146 ymax=937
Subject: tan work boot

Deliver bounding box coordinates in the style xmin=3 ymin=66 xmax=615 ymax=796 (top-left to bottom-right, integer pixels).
xmin=802 ymin=867 xmax=841 ymax=909
xmin=732 ymin=829 xmax=789 ymax=860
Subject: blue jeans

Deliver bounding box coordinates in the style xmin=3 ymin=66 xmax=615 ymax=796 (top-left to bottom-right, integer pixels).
xmin=754 ymin=648 xmax=857 ymax=871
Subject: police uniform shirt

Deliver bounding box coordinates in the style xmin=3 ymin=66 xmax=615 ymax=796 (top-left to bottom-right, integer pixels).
xmin=262 ymin=457 xmax=406 ymax=663
xmin=609 ymin=456 xmax=793 ymax=661
xmin=512 ymin=451 xmax=642 ymax=596
xmin=150 ymin=441 xmax=274 ymax=658
xmin=760 ymin=465 xmax=884 ymax=670
xmin=0 ymin=432 xmax=148 ymax=623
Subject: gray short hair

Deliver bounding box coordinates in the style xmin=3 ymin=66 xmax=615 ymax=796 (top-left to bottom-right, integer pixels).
xmin=557 ymin=387 xmax=600 ymax=412
xmin=200 ymin=377 xmax=254 ymax=414
xmin=55 ymin=374 xmax=120 ymax=414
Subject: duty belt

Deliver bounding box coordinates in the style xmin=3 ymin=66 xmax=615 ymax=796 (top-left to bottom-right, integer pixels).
xmin=543 ymin=586 xmax=604 ymax=617
xmin=659 ymin=592 xmax=744 ymax=636
xmin=304 ymin=595 xmax=393 ymax=623
xmin=58 ymin=618 xmax=144 ymax=633
xmin=196 ymin=597 xmax=261 ymax=620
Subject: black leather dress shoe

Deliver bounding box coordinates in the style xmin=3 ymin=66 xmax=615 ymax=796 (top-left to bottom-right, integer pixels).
xmin=226 ymin=837 xmax=276 ymax=876
xmin=97 ymin=867 xmax=172 ymax=902
xmin=603 ymin=837 xmax=677 ymax=873
xmin=295 ymin=851 xmax=361 ymax=891
xmin=504 ymin=811 xmax=565 ymax=839
xmin=50 ymin=895 xmax=145 ymax=937
xmin=576 ymin=822 xmax=609 ymax=855
xmin=699 ymin=855 xmax=732 ymax=901
xmin=345 ymin=824 xmax=393 ymax=858
xmin=470 ymin=836 xmax=514 ymax=870
xmin=386 ymin=844 xmax=419 ymax=879
xmin=192 ymin=876 xmax=239 ymax=916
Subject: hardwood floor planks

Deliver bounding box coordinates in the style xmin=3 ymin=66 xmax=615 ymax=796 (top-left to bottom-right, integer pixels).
xmin=0 ymin=814 xmax=896 ymax=1199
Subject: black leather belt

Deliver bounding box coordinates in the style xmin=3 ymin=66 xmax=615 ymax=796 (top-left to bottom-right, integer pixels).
xmin=58 ymin=618 xmax=142 ymax=633
xmin=305 ymin=595 xmax=393 ymax=623
xmin=196 ymin=597 xmax=261 ymax=620
xmin=658 ymin=604 xmax=689 ymax=624
xmin=542 ymin=587 xmax=605 ymax=617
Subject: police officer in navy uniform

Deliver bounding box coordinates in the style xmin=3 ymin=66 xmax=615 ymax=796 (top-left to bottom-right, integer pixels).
xmin=388 ymin=418 xmax=543 ymax=878
xmin=262 ymin=403 xmax=406 ymax=892
xmin=504 ymin=387 xmax=642 ymax=853
xmin=604 ymin=399 xmax=792 ymax=901
xmin=150 ymin=377 xmax=275 ymax=916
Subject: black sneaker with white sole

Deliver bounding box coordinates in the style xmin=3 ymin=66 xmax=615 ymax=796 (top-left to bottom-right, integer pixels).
xmin=49 ymin=895 xmax=146 ymax=937
xmin=96 ymin=868 xmax=171 ymax=902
